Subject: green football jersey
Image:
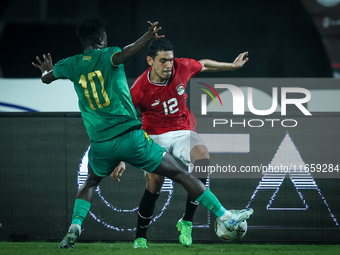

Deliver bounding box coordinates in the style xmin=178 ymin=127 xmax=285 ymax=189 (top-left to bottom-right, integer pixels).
xmin=53 ymin=47 xmax=141 ymax=142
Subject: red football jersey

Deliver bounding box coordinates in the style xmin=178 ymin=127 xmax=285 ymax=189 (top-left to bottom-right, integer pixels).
xmin=130 ymin=58 xmax=203 ymax=135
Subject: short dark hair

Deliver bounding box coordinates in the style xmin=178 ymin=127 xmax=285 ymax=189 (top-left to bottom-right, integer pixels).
xmin=147 ymin=38 xmax=174 ymax=58
xmin=76 ymin=16 xmax=106 ymax=47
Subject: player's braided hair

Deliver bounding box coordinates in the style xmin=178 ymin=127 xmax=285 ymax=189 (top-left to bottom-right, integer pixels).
xmin=148 ymin=38 xmax=174 ymax=58
xmin=76 ymin=16 xmax=106 ymax=47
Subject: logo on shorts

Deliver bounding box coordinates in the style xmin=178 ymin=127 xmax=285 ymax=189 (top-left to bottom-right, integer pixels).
xmin=176 ymin=84 xmax=185 ymax=95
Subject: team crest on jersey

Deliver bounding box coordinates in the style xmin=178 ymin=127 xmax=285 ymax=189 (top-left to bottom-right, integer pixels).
xmin=176 ymin=84 xmax=185 ymax=95
xmin=151 ymin=99 xmax=160 ymax=107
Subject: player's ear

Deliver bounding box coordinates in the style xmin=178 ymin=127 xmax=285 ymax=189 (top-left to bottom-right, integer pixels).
xmin=97 ymin=37 xmax=105 ymax=49
xmin=146 ymin=56 xmax=153 ymax=66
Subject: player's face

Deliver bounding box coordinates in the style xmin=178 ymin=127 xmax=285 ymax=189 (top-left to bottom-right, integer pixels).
xmin=148 ymin=51 xmax=174 ymax=83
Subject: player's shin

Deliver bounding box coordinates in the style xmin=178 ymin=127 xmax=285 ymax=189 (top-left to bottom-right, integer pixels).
xmin=135 ymin=189 xmax=160 ymax=239
xmin=71 ymin=199 xmax=91 ymax=226
xmin=183 ymin=158 xmax=210 ymax=221
xmin=183 ymin=178 xmax=207 ymax=222
xmin=195 ymin=188 xmax=230 ymax=219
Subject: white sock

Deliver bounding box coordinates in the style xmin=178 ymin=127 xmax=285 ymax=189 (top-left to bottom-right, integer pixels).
xmin=219 ymin=210 xmax=232 ymax=221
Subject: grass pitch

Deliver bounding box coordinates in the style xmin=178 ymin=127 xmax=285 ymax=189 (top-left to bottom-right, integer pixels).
xmin=0 ymin=242 xmax=339 ymax=255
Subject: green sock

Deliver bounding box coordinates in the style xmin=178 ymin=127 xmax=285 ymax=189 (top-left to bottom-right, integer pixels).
xmin=71 ymin=199 xmax=91 ymax=226
xmin=196 ymin=188 xmax=227 ymax=218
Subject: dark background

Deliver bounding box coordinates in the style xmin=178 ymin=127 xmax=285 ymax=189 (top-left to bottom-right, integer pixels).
xmin=0 ymin=0 xmax=333 ymax=79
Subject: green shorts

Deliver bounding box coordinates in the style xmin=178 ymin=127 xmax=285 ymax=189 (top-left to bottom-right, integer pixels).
xmin=88 ymin=128 xmax=166 ymax=177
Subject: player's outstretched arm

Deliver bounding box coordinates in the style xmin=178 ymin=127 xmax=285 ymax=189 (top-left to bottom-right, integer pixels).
xmin=200 ymin=52 xmax=249 ymax=72
xmin=32 ymin=53 xmax=57 ymax=84
xmin=111 ymin=21 xmax=164 ymax=66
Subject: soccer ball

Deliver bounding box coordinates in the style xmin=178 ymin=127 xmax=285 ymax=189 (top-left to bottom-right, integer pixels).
xmin=214 ymin=218 xmax=247 ymax=243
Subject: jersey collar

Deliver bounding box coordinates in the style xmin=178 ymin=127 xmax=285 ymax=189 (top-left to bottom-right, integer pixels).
xmin=147 ymin=70 xmax=169 ymax=86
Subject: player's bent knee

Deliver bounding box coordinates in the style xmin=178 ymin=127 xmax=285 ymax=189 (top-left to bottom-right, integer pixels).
xmin=146 ymin=177 xmax=164 ymax=194
xmin=153 ymin=152 xmax=190 ymax=181
xmin=191 ymin=145 xmax=210 ymax=162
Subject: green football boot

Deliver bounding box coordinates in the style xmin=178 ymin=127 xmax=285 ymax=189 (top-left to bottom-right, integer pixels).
xmin=133 ymin=237 xmax=148 ymax=248
xmin=176 ymin=218 xmax=193 ymax=246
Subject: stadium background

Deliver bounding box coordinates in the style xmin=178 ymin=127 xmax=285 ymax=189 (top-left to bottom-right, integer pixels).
xmin=0 ymin=0 xmax=339 ymax=244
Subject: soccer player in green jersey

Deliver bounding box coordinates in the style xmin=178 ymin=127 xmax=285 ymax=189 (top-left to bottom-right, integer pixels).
xmin=32 ymin=16 xmax=253 ymax=249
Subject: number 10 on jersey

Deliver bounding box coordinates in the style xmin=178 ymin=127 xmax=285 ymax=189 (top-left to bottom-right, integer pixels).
xmin=79 ymin=70 xmax=111 ymax=110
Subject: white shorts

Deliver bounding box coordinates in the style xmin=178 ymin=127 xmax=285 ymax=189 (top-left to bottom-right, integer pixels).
xmin=149 ymin=130 xmax=206 ymax=167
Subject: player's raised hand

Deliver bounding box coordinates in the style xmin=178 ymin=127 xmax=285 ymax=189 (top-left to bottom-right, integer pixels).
xmin=32 ymin=53 xmax=54 ymax=74
xmin=233 ymin=52 xmax=249 ymax=69
xmin=147 ymin=21 xmax=165 ymax=39
xmin=112 ymin=21 xmax=164 ymax=65
xmin=111 ymin=161 xmax=126 ymax=182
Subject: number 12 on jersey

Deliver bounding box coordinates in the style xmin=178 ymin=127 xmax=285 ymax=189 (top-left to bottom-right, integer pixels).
xmin=163 ymin=98 xmax=179 ymax=115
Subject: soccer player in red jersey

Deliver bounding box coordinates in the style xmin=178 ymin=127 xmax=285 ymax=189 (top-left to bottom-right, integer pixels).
xmin=112 ymin=38 xmax=249 ymax=248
